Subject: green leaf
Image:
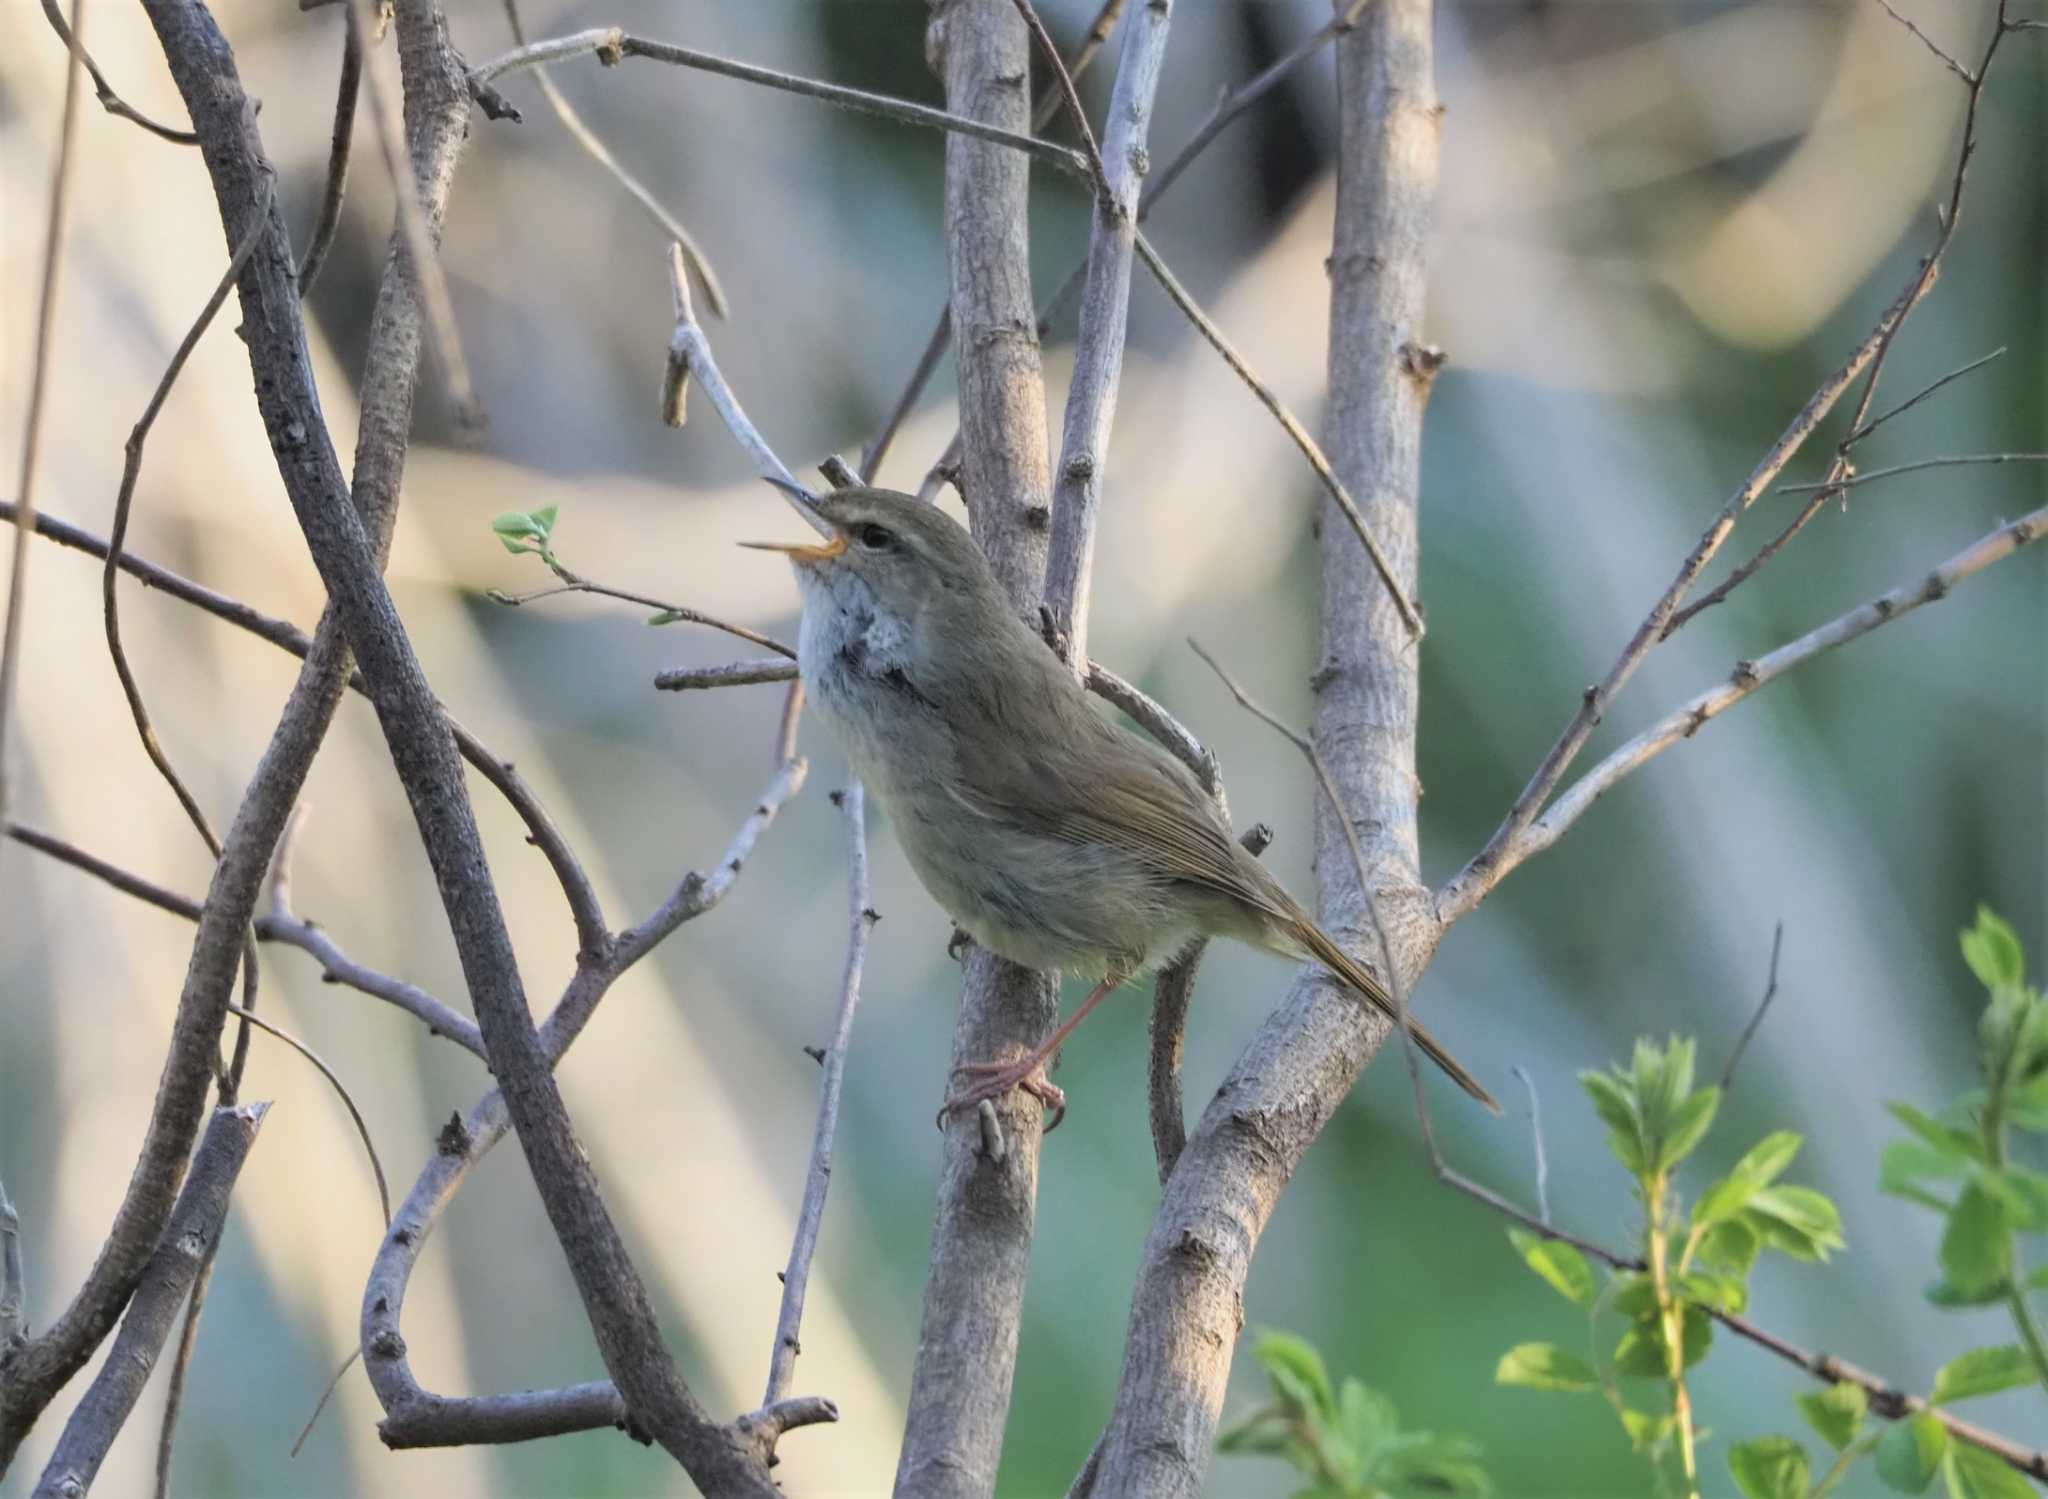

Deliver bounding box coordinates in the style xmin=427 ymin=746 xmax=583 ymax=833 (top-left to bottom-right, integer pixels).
xmin=1609 ymin=1272 xmax=1658 ymax=1321
xmin=1698 ymin=1217 xmax=1763 ymax=1276
xmin=1617 ymin=1407 xmax=1673 ymax=1453
xmin=1888 ymin=1103 xmax=1987 ymax=1166
xmin=1883 ymin=1140 xmax=1970 ymax=1213
xmin=1974 ymin=1166 xmax=2048 ymax=1231
xmin=2012 ymin=1073 xmax=2048 ymax=1133
xmin=528 ymin=504 xmax=558 ymax=535
xmin=1728 ymin=1435 xmax=1810 ymax=1499
xmin=1940 ymin=1181 xmax=2013 ymax=1296
xmin=1674 ymin=1269 xmax=1747 ymax=1314
xmin=1581 ymin=1069 xmax=1646 ymax=1174
xmin=1370 ymin=1430 xmax=1493 ymax=1497
xmin=1507 ymin=1230 xmax=1596 ymax=1304
xmin=1495 ymin=1342 xmax=1597 ymax=1393
xmin=1794 ymin=1382 xmax=1866 ymax=1450
xmin=1925 ymin=1277 xmax=2012 ymax=1308
xmin=646 ymin=609 xmax=686 ymax=627
xmin=1658 ymin=1085 xmax=1721 ymax=1172
xmin=1930 ymin=1345 xmax=2039 ymax=1404
xmin=1961 ymin=907 xmax=2025 ymax=992
xmin=1875 ymin=1414 xmax=1948 ymax=1494
xmin=1695 ymin=1132 xmax=1803 ymax=1227
xmin=1943 ymin=1440 xmax=2038 ymax=1499
xmin=1253 ymin=1330 xmax=1336 ymax=1420
xmin=1613 ymin=1306 xmax=1711 ymax=1376
xmin=2029 ymin=1265 xmax=2048 ymax=1291
xmin=1338 ymin=1376 xmax=1396 ymax=1462
xmin=1747 ymin=1184 xmax=1847 ymax=1261
xmin=1216 ymin=1409 xmax=1292 ymax=1456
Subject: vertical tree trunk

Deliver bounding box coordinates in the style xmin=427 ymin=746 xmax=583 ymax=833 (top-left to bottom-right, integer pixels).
xmin=1083 ymin=4 xmax=1443 ymax=1494
xmin=895 ymin=4 xmax=1059 ymax=1496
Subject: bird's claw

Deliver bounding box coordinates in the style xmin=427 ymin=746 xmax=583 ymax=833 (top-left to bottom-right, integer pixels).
xmin=935 ymin=1057 xmax=1067 ymax=1133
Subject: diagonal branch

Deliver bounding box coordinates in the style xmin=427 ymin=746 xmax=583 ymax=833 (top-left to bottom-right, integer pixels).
xmin=37 ymin=0 xmax=197 ymax=144
xmin=1038 ymin=0 xmax=1175 ymax=672
xmin=30 ymin=1104 xmax=268 ymax=1499
xmin=764 ymin=784 xmax=872 ymax=1405
xmin=1506 ymin=505 xmax=2046 ymax=873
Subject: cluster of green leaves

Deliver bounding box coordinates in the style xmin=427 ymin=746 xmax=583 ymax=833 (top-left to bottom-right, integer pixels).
xmin=492 ymin=504 xmax=561 ymax=570
xmin=1218 ymin=1331 xmax=1490 ymax=1498
xmin=1497 ymin=1036 xmax=1844 ymax=1496
xmin=1741 ymin=906 xmax=2048 ymax=1499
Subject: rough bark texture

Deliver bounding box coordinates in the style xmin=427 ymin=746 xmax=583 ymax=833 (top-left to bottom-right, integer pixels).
xmin=30 ymin=1105 xmax=267 ymax=1499
xmin=894 ymin=5 xmax=1060 ymax=1496
xmin=132 ymin=4 xmax=777 ymax=1492
xmin=1085 ymin=4 xmax=1442 ymax=1494
xmin=0 ymin=4 xmax=469 ymax=1472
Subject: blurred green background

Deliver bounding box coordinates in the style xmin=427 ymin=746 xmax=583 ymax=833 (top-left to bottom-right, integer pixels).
xmin=1 ymin=1 xmax=2042 ymax=1494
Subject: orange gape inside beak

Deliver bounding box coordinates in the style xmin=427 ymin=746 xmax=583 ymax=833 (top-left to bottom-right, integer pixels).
xmin=738 ymin=530 xmax=847 ymax=562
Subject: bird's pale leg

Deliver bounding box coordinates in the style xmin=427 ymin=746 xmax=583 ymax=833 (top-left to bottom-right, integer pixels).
xmin=938 ymin=972 xmax=1126 ymax=1132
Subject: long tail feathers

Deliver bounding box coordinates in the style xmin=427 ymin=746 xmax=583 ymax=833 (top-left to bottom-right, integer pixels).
xmin=1291 ymin=917 xmax=1501 ymax=1115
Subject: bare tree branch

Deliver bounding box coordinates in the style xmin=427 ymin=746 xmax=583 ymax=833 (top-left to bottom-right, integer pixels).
xmin=36 ymin=0 xmax=197 ymax=144
xmin=1131 ymin=228 xmax=1422 ymax=637
xmin=297 ymin=2 xmax=372 ymax=295
xmin=1776 ymin=450 xmax=2048 ymax=494
xmin=470 ymin=28 xmax=1091 ymax=182
xmin=30 ymin=1103 xmax=268 ymax=1499
xmin=1089 ymin=4 xmax=1444 ymax=1489
xmin=1038 ymin=0 xmax=1174 ymax=671
xmin=0 ymin=1179 xmax=23 ymax=1357
xmin=1510 ymin=505 xmax=2046 ymax=871
xmin=0 ymin=0 xmax=89 ymax=862
xmin=894 ymin=5 xmax=1063 ymax=1492
xmin=764 ymin=784 xmax=872 ymax=1404
xmin=495 ymin=0 xmax=726 ymax=317
xmin=5 ymin=820 xmax=484 ymax=1056
xmin=1720 ymin=922 xmax=1786 ymax=1091
xmin=655 ymin=658 xmax=799 ymax=691
xmin=1436 ymin=4 xmax=2017 ymax=927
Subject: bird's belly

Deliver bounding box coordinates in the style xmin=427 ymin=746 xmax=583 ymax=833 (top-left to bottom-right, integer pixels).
xmin=890 ymin=797 xmax=1197 ymax=976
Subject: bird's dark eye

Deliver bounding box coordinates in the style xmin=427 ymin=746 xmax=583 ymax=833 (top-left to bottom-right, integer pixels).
xmin=853 ymin=522 xmax=897 ymax=552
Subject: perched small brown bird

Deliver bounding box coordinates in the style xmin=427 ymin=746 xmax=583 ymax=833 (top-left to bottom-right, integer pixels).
xmin=748 ymin=486 xmax=1497 ymax=1124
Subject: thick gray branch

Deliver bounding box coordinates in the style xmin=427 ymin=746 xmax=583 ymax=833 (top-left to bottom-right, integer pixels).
xmin=1038 ymin=0 xmax=1174 ymax=671
xmin=1088 ymin=4 xmax=1445 ymax=1491
xmin=895 ymin=4 xmax=1061 ymax=1494
xmin=31 ymin=1104 xmax=268 ymax=1499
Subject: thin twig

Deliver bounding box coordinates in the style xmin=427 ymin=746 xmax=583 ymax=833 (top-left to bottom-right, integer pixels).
xmin=1518 ymin=505 xmax=2046 ymax=866
xmin=1188 ymin=637 xmax=1445 ymax=1158
xmin=0 ymin=0 xmax=90 ymax=859
xmin=488 ymin=567 xmax=795 ymax=657
xmin=224 ymin=1003 xmax=390 ymax=1224
xmin=8 ymin=819 xmax=486 ymax=1057
xmin=764 ymin=784 xmax=872 ymax=1404
xmin=1011 ymin=0 xmax=1112 ymax=201
xmin=1845 ymin=346 xmax=2005 ymax=444
xmin=2 ymin=498 xmax=613 ymax=957
xmin=105 ymin=172 xmax=276 ymax=860
xmin=892 ymin=0 xmax=1365 ymax=565
xmin=853 ymin=0 xmax=1124 ymax=488
xmin=1039 ymin=0 xmax=1176 ymax=671
xmin=289 ymin=1347 xmax=361 ymax=1458
xmin=654 ymin=658 xmax=798 ymax=691
xmin=1777 ymin=451 xmax=2048 ymax=494
xmin=665 ymin=244 xmax=809 ymax=499
xmin=346 ymin=0 xmax=481 ymax=427
xmin=1512 ymin=1066 xmax=1550 ymax=1225
xmin=1133 ymin=229 xmax=1422 ymax=637
xmin=470 ymin=29 xmax=1091 ymax=182
xmin=1719 ymin=923 xmax=1786 ymax=1090
xmin=1439 ymin=6 xmax=2017 ymax=927
xmin=37 ymin=0 xmax=197 ymax=143
xmin=297 ymin=9 xmax=369 ymax=295
xmin=496 ymin=0 xmax=727 ymax=317
xmin=1873 ymin=0 xmax=1975 ymax=81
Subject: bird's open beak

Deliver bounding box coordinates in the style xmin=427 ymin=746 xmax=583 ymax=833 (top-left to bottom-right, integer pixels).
xmin=740 ymin=472 xmax=845 ymax=560
xmin=738 ymin=529 xmax=846 ymax=562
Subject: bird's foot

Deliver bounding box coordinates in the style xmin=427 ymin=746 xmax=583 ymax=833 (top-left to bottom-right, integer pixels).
xmin=936 ymin=1056 xmax=1067 ymax=1133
